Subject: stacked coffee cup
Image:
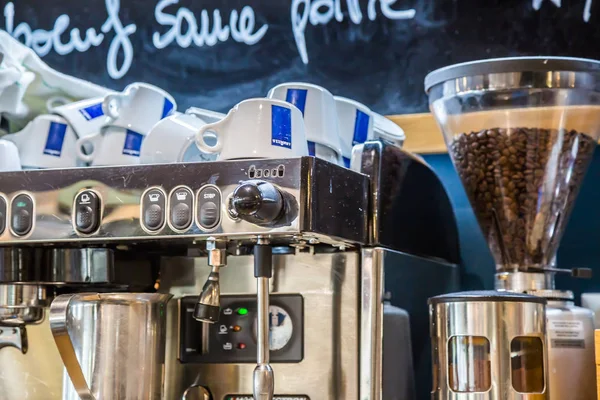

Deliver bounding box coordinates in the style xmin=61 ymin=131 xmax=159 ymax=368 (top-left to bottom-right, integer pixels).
xmin=0 ymin=82 xmax=177 ymax=170
xmin=187 ymin=82 xmax=404 ymax=165
xmin=0 ymin=81 xmax=403 ymax=170
xmin=77 ymin=83 xmax=176 ymax=166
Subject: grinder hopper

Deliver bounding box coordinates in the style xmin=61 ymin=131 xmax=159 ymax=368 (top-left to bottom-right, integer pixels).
xmin=425 ymin=57 xmax=600 ymax=273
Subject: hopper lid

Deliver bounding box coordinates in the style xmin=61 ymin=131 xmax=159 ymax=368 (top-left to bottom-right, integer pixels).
xmin=425 ymin=56 xmax=600 ymax=92
xmin=428 ymin=290 xmax=547 ymax=305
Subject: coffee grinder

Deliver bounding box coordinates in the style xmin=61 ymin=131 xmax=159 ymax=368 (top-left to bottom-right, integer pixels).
xmin=426 ymin=57 xmax=600 ymax=399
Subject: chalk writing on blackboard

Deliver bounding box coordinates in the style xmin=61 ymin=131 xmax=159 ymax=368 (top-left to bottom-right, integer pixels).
xmin=532 ymin=0 xmax=593 ymax=22
xmin=2 ymin=0 xmax=415 ymax=79
xmin=3 ymin=0 xmax=136 ymax=79
xmin=291 ymin=0 xmax=416 ymax=64
xmin=153 ymin=1 xmax=269 ymax=49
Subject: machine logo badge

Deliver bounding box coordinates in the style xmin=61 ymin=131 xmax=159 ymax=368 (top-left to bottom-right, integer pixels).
xmin=79 ymin=103 xmax=105 ymax=121
xmin=43 ymin=122 xmax=68 ymax=157
xmin=271 ymin=105 xmax=292 ymax=149
xmin=122 ymin=130 xmax=144 ymax=157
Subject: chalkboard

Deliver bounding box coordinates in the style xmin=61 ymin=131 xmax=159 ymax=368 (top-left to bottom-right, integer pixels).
xmin=2 ymin=0 xmax=599 ymax=115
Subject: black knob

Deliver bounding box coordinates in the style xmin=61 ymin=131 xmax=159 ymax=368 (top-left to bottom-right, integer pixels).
xmin=230 ymin=180 xmax=284 ymax=224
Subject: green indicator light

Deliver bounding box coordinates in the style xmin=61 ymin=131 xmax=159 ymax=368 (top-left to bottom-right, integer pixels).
xmin=16 ymin=202 xmax=26 ymax=208
xmin=237 ymin=307 xmax=248 ymax=316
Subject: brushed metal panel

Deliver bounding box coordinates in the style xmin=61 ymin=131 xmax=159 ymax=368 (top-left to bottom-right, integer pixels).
xmin=160 ymin=251 xmax=360 ymax=399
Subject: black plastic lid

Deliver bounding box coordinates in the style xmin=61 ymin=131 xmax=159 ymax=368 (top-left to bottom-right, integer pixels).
xmin=428 ymin=290 xmax=547 ymax=305
xmin=424 ymin=56 xmax=600 ymax=93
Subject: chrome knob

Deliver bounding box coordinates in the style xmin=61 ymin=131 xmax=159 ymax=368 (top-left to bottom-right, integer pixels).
xmin=230 ymin=180 xmax=284 ymax=224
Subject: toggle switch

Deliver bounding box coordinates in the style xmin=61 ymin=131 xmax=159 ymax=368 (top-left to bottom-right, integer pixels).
xmin=141 ymin=188 xmax=166 ymax=233
xmin=169 ymin=186 xmax=193 ymax=231
xmin=0 ymin=196 xmax=6 ymax=235
xmin=11 ymin=194 xmax=34 ymax=236
xmin=74 ymin=190 xmax=101 ymax=234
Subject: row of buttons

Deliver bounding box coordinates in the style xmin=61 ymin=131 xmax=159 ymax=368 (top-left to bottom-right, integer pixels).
xmin=0 ymin=190 xmax=102 ymax=237
xmin=0 ymin=185 xmax=223 ymax=238
xmin=0 ymin=193 xmax=35 ymax=237
xmin=141 ymin=185 xmax=222 ymax=233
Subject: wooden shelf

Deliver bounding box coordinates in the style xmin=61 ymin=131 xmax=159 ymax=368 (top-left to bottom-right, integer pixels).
xmin=387 ymin=107 xmax=600 ymax=155
xmin=386 ymin=113 xmax=447 ymax=154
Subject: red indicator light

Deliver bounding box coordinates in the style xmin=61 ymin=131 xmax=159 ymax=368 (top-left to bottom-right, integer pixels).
xmin=237 ymin=343 xmax=246 ymax=350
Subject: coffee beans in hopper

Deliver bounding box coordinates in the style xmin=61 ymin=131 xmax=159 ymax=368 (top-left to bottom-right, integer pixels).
xmin=450 ymin=128 xmax=596 ymax=270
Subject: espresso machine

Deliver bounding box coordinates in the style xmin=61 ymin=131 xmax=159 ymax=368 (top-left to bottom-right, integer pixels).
xmin=0 ymin=140 xmax=459 ymax=399
xmin=425 ymin=56 xmax=600 ymax=399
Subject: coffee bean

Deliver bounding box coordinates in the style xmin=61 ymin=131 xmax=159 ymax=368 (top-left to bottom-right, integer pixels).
xmin=451 ymin=127 xmax=595 ymax=270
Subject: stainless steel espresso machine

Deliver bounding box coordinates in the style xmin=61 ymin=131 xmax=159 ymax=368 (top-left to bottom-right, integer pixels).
xmin=0 ymin=140 xmax=459 ymax=399
xmin=425 ymin=56 xmax=600 ymax=399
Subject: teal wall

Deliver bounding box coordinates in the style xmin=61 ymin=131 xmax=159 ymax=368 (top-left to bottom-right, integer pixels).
xmin=422 ymin=149 xmax=600 ymax=299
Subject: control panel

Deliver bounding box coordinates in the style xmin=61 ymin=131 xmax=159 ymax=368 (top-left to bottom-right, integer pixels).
xmin=180 ymin=294 xmax=303 ymax=364
xmin=0 ymin=158 xmax=369 ymax=245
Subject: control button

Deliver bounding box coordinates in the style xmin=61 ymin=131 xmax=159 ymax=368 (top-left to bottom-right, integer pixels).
xmin=169 ymin=186 xmax=193 ymax=231
xmin=11 ymin=194 xmax=34 ymax=236
xmin=229 ymin=180 xmax=284 ymax=225
xmin=200 ymin=202 xmax=218 ymax=227
xmin=74 ymin=190 xmax=101 ymax=234
xmin=197 ymin=186 xmax=221 ymax=230
xmin=145 ymin=204 xmax=162 ymax=230
xmin=0 ymin=196 xmax=6 ymax=235
xmin=141 ymin=188 xmax=166 ymax=232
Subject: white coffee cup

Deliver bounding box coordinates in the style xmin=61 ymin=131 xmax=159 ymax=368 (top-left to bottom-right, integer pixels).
xmin=141 ymin=112 xmax=217 ymax=164
xmin=308 ymin=142 xmax=341 ymax=165
xmin=373 ymin=112 xmax=406 ymax=147
xmin=102 ymin=83 xmax=177 ymax=135
xmin=267 ymin=82 xmax=343 ymax=155
xmin=185 ymin=107 xmax=226 ymax=124
xmin=195 ymin=98 xmax=308 ymax=160
xmin=76 ymin=127 xmax=145 ymax=166
xmin=3 ymin=114 xmax=79 ymax=169
xmin=334 ymin=96 xmax=374 ymax=167
xmin=0 ymin=139 xmax=21 ymax=171
xmin=47 ymin=96 xmax=108 ymax=139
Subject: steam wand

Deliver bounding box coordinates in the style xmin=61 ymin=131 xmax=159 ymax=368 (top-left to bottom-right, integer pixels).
xmin=193 ymin=238 xmax=227 ymax=324
xmin=253 ymin=238 xmax=274 ymax=400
